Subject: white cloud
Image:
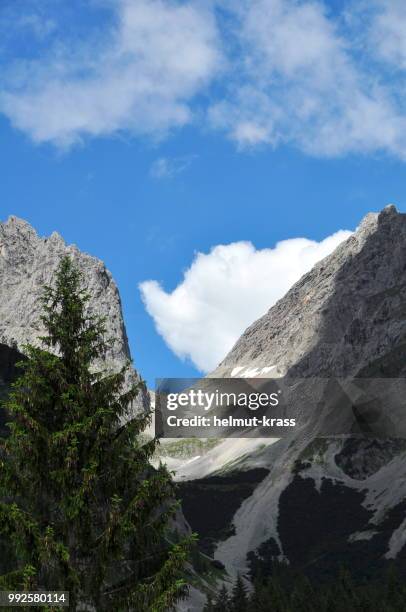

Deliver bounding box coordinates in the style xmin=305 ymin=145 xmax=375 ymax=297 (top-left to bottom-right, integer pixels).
xmin=367 ymin=1 xmax=406 ymax=69
xmin=139 ymin=229 xmax=352 ymax=372
xmin=150 ymin=155 xmax=196 ymax=179
xmin=3 ymin=0 xmax=406 ymax=159
xmin=209 ymin=0 xmax=406 ymax=158
xmin=0 ymin=0 xmax=222 ymax=147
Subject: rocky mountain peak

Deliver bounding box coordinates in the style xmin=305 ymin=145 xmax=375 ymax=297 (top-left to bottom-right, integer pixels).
xmin=213 ymin=206 xmax=406 ymax=379
xmin=0 ymin=216 xmax=146 ymax=409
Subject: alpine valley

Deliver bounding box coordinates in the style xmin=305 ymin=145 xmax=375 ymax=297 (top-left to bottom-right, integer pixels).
xmin=1 ymin=207 xmax=406 ymax=610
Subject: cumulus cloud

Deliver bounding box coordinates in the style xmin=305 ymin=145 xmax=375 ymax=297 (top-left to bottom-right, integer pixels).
xmin=0 ymin=0 xmax=221 ymax=147
xmin=139 ymin=229 xmax=352 ymax=372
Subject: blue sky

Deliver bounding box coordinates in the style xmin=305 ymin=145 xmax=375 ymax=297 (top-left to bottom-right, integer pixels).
xmin=1 ymin=0 xmax=406 ymax=386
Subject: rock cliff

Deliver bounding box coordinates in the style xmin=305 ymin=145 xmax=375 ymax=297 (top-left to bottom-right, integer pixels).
xmin=0 ymin=216 xmax=147 ymax=411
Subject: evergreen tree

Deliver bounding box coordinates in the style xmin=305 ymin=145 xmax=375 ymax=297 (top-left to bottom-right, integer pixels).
xmin=231 ymin=574 xmax=248 ymax=612
xmin=258 ymin=575 xmax=289 ymax=612
xmin=243 ymin=559 xmax=406 ymax=612
xmin=0 ymin=256 xmax=193 ymax=611
xmin=247 ymin=582 xmax=267 ymax=612
xmin=203 ymin=593 xmax=215 ymax=612
xmin=290 ymin=574 xmax=314 ymax=612
xmin=214 ymin=583 xmax=230 ymax=611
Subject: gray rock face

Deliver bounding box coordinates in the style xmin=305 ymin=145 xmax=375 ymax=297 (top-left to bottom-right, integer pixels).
xmin=215 ymin=204 xmax=406 ymax=378
xmin=183 ymin=206 xmax=406 ymax=589
xmin=0 ymin=216 xmax=147 ymax=410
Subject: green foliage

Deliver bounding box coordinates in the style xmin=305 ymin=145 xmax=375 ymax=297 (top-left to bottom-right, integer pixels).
xmin=203 ymin=593 xmax=215 ymax=612
xmin=218 ymin=583 xmax=232 ymax=610
xmin=204 ymin=583 xmax=230 ymax=612
xmin=211 ymin=561 xmax=406 ymax=612
xmin=231 ymin=574 xmax=248 ymax=612
xmin=0 ymin=256 xmax=193 ymax=611
xmin=155 ymin=438 xmax=220 ymax=460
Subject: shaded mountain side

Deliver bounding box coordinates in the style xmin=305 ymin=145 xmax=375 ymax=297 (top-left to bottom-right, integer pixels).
xmin=0 ymin=343 xmax=25 ymax=437
xmin=0 ymin=343 xmax=23 ymax=389
xmin=0 ymin=343 xmax=26 ymax=574
xmin=179 ymin=206 xmax=406 ymax=590
xmin=177 ymin=468 xmax=269 ymax=555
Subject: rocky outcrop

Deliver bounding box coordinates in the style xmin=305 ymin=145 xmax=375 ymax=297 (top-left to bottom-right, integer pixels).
xmin=0 ymin=216 xmax=147 ymax=411
xmin=180 ymin=206 xmax=406 ymax=590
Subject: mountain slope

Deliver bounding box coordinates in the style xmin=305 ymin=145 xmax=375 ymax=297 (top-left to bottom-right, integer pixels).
xmin=178 ymin=205 xmax=406 ymax=587
xmin=215 ymin=204 xmax=406 ymax=380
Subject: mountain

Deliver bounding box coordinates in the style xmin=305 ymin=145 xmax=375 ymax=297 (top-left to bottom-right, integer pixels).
xmin=215 ymin=204 xmax=405 ymax=380
xmin=3 ymin=210 xmax=406 ymax=609
xmin=0 ymin=216 xmax=148 ymax=412
xmin=176 ymin=205 xmax=406 ymax=593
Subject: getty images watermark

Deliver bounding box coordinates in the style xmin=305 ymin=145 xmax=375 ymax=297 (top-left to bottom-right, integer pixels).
xmin=155 ymin=378 xmax=294 ymax=438
xmin=155 ymin=378 xmax=406 ymax=439
xmin=164 ymin=384 xmax=295 ymax=432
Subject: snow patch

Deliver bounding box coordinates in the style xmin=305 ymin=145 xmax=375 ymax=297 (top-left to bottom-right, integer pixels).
xmin=385 ymin=517 xmax=406 ymax=559
xmin=230 ymin=364 xmax=276 ymax=378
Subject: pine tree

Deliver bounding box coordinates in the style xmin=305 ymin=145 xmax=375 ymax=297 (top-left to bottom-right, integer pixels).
xmin=231 ymin=574 xmax=248 ymax=612
xmin=0 ymin=256 xmax=193 ymax=611
xmin=203 ymin=593 xmax=215 ymax=611
xmin=214 ymin=583 xmax=230 ymax=611
xmin=290 ymin=574 xmax=314 ymax=612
